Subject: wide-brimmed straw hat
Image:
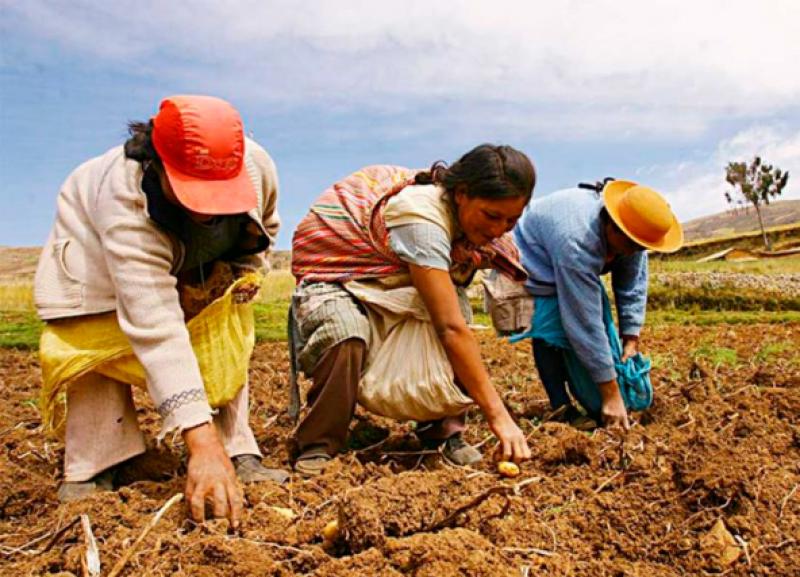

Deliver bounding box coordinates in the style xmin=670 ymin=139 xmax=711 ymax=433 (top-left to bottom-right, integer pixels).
xmin=603 ymin=180 xmax=683 ymax=253
xmin=152 ymin=95 xmax=257 ymax=215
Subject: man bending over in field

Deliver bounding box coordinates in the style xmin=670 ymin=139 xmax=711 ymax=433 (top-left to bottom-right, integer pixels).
xmin=512 ymin=180 xmax=683 ymax=431
xmin=35 ymin=95 xmax=287 ymax=528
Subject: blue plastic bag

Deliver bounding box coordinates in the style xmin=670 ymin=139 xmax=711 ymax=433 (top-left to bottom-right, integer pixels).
xmin=510 ymin=289 xmax=652 ymax=413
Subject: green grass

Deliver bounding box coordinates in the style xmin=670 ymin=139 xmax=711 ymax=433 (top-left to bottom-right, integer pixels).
xmin=647 ymin=284 xmax=800 ymax=312
xmin=650 ymin=254 xmax=800 ymax=275
xmin=2 ymin=307 xmax=798 ymax=350
xmin=253 ymin=302 xmax=289 ymax=342
xmin=692 ymin=343 xmax=739 ymax=367
xmin=470 ymin=308 xmax=491 ymax=327
xmin=648 ymin=309 xmax=800 ymax=326
xmin=0 ymin=311 xmax=43 ymax=349
xmin=0 ymin=305 xmax=289 ymax=350
xmin=0 ymin=304 xmax=290 ymax=349
xmin=2 ymin=269 xmax=800 ymax=350
xmin=754 ymin=341 xmax=798 ymax=364
xmin=0 ymin=273 xmax=297 ymax=348
xmin=649 ymin=351 xmax=682 ymax=380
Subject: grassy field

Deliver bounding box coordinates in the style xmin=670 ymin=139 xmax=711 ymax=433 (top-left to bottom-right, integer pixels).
xmin=2 ymin=263 xmax=799 ymax=349
xmin=647 ymin=309 xmax=800 ymax=326
xmin=258 ymin=269 xmax=296 ymax=302
xmin=0 ymin=281 xmax=34 ymax=311
xmin=0 ymin=271 xmax=298 ymax=349
xmin=0 ymin=311 xmax=42 ymax=349
xmin=650 ymin=254 xmax=800 ymax=274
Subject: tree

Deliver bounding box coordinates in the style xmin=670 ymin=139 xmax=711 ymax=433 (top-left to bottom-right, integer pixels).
xmin=724 ymin=156 xmax=790 ymax=250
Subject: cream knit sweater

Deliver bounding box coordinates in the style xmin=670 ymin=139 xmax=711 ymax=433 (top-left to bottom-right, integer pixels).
xmin=34 ymin=138 xmax=280 ymax=435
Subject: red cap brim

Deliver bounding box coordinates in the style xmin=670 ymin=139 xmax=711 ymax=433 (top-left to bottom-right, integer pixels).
xmin=162 ymin=161 xmax=258 ymax=215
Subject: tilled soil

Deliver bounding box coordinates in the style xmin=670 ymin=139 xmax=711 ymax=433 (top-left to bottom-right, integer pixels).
xmin=1 ymin=324 xmax=798 ymax=576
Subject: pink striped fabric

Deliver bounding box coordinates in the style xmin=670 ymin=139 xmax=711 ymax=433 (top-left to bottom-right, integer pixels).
xmin=292 ymin=165 xmax=526 ymax=285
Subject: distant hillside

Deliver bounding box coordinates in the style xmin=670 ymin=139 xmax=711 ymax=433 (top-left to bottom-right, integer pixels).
xmin=0 ymin=247 xmax=39 ymax=281
xmin=682 ymin=199 xmax=800 ymax=242
xmin=0 ymin=247 xmax=292 ymax=282
xmin=269 ymin=250 xmax=291 ymax=270
xmin=8 ymin=201 xmax=797 ymax=276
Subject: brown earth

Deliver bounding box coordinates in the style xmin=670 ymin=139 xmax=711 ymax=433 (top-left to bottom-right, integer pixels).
xmin=1 ymin=325 xmax=799 ymax=576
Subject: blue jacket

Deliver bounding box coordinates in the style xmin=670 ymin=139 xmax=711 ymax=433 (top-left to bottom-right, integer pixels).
xmin=513 ymin=187 xmax=648 ymax=383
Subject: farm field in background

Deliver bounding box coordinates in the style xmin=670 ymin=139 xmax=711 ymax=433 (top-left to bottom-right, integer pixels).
xmin=2 ymin=258 xmax=800 ymax=347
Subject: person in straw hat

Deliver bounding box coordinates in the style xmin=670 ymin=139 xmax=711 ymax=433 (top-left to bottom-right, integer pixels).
xmin=34 ymin=95 xmax=287 ymax=528
xmin=511 ymin=179 xmax=683 ymax=431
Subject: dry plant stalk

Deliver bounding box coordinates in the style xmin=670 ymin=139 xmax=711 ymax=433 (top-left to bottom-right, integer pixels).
xmin=80 ymin=515 xmax=100 ymax=577
xmin=779 ymin=483 xmax=798 ymax=518
xmin=107 ymin=493 xmax=183 ymax=577
xmin=425 ymin=476 xmax=541 ymax=532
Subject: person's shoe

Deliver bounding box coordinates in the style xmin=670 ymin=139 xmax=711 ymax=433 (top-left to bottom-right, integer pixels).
xmin=232 ymin=455 xmax=290 ymax=484
xmin=570 ymin=414 xmax=599 ymax=431
xmin=294 ymin=448 xmax=332 ymax=478
xmin=57 ymin=468 xmax=115 ymax=503
xmin=442 ymin=435 xmax=483 ymax=466
xmin=552 ymin=405 xmax=598 ymax=431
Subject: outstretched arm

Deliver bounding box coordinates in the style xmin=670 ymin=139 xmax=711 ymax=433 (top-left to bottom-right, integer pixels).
xmin=95 ymin=170 xmax=241 ymax=526
xmin=409 ymin=265 xmax=531 ymax=462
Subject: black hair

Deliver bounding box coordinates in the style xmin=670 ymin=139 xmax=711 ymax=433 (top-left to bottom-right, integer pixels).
xmin=415 ymin=144 xmax=536 ymax=201
xmin=123 ymin=120 xmax=160 ymax=164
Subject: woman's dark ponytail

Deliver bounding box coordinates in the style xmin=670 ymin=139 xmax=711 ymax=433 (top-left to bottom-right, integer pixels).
xmin=415 ymin=160 xmax=448 ymax=185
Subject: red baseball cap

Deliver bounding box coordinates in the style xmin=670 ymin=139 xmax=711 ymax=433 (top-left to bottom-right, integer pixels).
xmin=151 ymin=95 xmax=257 ymax=215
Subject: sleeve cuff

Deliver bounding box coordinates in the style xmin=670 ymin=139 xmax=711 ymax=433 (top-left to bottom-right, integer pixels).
xmin=619 ymin=324 xmax=642 ymax=337
xmin=156 ymin=388 xmax=214 ymax=440
xmin=589 ymin=365 xmax=617 ymax=384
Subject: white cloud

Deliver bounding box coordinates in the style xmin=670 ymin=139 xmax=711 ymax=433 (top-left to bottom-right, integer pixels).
xmin=653 ymin=126 xmax=800 ymax=221
xmin=5 ymin=0 xmax=800 ymax=140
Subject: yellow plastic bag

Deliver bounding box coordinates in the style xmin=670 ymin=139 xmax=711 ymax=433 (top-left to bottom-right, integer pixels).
xmin=39 ymin=273 xmax=260 ymax=432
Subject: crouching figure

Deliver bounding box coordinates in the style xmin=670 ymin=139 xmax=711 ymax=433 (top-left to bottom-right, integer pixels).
xmin=512 ymin=180 xmax=684 ymax=431
xmin=35 ymin=95 xmax=287 ymax=528
xmin=290 ymin=144 xmax=535 ymax=476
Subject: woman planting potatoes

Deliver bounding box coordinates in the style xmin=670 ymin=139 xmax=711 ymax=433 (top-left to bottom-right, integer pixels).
xmin=290 ymin=144 xmax=536 ymax=476
xmin=35 ymin=95 xmax=287 ymax=529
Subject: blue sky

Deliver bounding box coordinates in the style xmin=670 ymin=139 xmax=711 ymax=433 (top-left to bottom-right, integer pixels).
xmin=2 ymin=0 xmax=799 ymax=249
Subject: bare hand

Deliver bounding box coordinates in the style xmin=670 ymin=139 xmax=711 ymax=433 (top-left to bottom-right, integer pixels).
xmin=487 ymin=410 xmax=532 ymax=463
xmin=621 ymin=336 xmax=639 ymax=362
xmin=183 ymin=423 xmax=243 ymax=528
xmin=598 ymin=380 xmax=630 ymax=432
